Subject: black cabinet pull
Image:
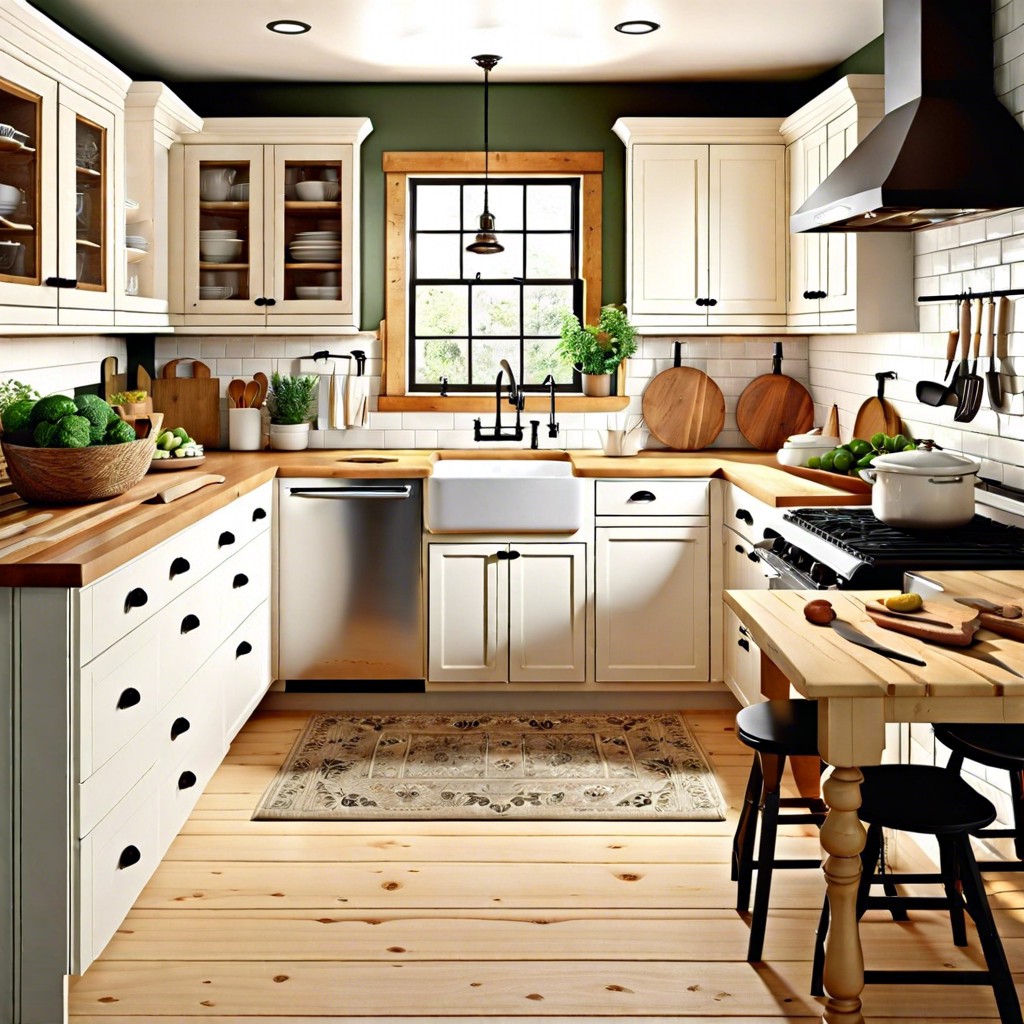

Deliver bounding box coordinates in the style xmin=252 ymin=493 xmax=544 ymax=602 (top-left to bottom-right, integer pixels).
xmin=507 ymin=550 xmax=521 ymax=561
xmin=265 ymin=298 xmax=277 ymax=307
xmin=735 ymin=509 xmax=753 ymax=525
xmin=747 ymin=551 xmax=760 ymax=563
xmin=123 ymin=587 xmax=148 ymax=613
xmin=252 ymin=507 xmax=267 ymax=521
xmin=738 ymin=638 xmax=750 ymax=652
xmin=628 ymin=490 xmax=656 ymax=503
xmin=117 ymin=687 xmax=141 ymax=710
xmin=118 ymin=845 xmax=141 ymax=870
xmin=170 ymin=716 xmax=190 ymax=741
xmin=254 ymin=296 xmax=267 ymax=307
xmin=695 ymin=297 xmax=706 ymax=307
xmin=236 ymin=640 xmax=253 ymax=658
xmin=178 ymin=770 xmax=197 ymax=790
xmin=232 ymin=573 xmax=249 ymax=589
xmin=495 ymin=550 xmax=509 ymax=560
xmin=218 ymin=530 xmax=236 ymax=548
xmin=802 ymin=289 xmax=812 ymax=300
xmin=734 ymin=544 xmax=744 ymax=554
xmin=45 ymin=276 xmax=78 ymax=288
xmin=706 ymin=298 xmax=718 ymax=307
xmin=180 ymin=613 xmax=201 ymax=634
xmin=169 ymin=556 xmax=191 ymax=579
xmin=739 ymin=625 xmax=750 ymax=637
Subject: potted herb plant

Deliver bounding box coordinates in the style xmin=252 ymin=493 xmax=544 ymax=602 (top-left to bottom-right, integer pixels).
xmin=558 ymin=305 xmax=638 ymax=397
xmin=266 ymin=371 xmax=318 ymax=451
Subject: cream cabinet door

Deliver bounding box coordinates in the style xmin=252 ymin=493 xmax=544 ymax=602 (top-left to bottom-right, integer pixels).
xmin=787 ymin=125 xmax=826 ymax=322
xmin=508 ymin=544 xmax=586 ymax=684
xmin=707 ymin=144 xmax=786 ymax=325
xmin=595 ymin=527 xmax=709 ymax=683
xmin=819 ymin=106 xmax=858 ymax=316
xmin=629 ymin=143 xmax=708 ymax=325
xmin=428 ymin=543 xmax=508 ymax=684
xmin=723 ymin=604 xmax=761 ymax=707
xmin=723 ymin=524 xmax=769 ymax=592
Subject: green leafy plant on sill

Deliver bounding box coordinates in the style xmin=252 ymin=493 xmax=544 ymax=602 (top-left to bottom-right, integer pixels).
xmin=557 ymin=305 xmax=638 ymax=376
xmin=0 ymin=378 xmax=41 ymax=431
xmin=267 ymin=371 xmax=318 ymax=425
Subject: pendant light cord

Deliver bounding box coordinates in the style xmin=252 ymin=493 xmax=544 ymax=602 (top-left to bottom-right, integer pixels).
xmin=483 ymin=64 xmax=490 ymax=213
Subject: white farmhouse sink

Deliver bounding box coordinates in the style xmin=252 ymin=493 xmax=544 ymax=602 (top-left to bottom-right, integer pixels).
xmin=425 ymin=459 xmax=582 ymax=533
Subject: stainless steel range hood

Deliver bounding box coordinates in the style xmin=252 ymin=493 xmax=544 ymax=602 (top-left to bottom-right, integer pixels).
xmin=792 ymin=0 xmax=1024 ymax=233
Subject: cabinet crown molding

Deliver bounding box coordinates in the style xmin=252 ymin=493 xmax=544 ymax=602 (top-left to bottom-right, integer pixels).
xmin=181 ymin=116 xmax=373 ymax=146
xmin=612 ymin=117 xmax=784 ymax=147
xmin=125 ymin=82 xmax=203 ymax=147
xmin=780 ymin=74 xmax=885 ymax=143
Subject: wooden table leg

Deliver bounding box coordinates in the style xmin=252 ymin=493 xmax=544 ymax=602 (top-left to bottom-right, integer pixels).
xmin=819 ymin=765 xmax=867 ymax=1024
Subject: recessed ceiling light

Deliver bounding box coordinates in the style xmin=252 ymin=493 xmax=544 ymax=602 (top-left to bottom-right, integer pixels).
xmin=267 ymin=19 xmax=311 ymax=34
xmin=614 ymin=20 xmax=660 ymax=34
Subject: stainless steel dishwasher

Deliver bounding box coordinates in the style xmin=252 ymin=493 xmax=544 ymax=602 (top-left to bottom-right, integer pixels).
xmin=278 ymin=478 xmax=423 ymax=686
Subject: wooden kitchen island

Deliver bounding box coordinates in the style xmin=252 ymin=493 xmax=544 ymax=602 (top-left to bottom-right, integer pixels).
xmin=725 ymin=575 xmax=1024 ymax=1024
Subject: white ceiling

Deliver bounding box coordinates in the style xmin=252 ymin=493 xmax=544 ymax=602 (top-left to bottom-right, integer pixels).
xmin=29 ymin=0 xmax=882 ymax=82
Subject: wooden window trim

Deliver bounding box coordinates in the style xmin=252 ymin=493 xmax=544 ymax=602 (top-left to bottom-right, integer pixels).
xmin=381 ymin=150 xmax=626 ymax=412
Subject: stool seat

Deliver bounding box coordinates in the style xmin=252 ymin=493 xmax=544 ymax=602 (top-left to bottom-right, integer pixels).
xmin=736 ymin=698 xmax=820 ymax=757
xmin=860 ymin=764 xmax=998 ymax=835
xmin=934 ymin=723 xmax=1024 ymax=772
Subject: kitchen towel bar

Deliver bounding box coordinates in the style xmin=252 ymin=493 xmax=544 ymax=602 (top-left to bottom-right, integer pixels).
xmin=303 ymin=350 xmax=369 ymax=430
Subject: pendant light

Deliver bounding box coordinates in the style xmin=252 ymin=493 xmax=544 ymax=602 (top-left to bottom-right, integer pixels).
xmin=466 ymin=54 xmax=504 ymax=255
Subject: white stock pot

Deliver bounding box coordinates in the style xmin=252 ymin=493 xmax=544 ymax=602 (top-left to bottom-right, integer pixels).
xmin=859 ymin=448 xmax=980 ymax=528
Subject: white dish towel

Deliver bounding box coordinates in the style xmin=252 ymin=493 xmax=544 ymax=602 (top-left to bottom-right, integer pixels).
xmin=309 ymin=356 xmax=370 ymax=430
xmin=342 ymin=373 xmax=369 ymax=428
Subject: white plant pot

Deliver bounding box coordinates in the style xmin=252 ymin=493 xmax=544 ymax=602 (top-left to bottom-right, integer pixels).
xmin=269 ymin=422 xmax=310 ymax=451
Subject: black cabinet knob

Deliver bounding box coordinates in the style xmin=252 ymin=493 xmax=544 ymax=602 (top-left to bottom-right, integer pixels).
xmin=264 ymin=298 xmax=277 ymax=307
xmin=507 ymin=550 xmax=521 ymax=561
xmin=178 ymin=771 xmax=197 ymax=790
xmin=236 ymin=640 xmax=253 ymax=658
xmin=739 ymin=625 xmax=750 ymax=637
xmin=218 ymin=531 xmax=235 ymax=548
xmin=180 ymin=613 xmax=201 ymax=634
xmin=254 ymin=296 xmax=267 ymax=307
xmin=695 ymin=297 xmax=706 ymax=307
xmin=232 ymin=573 xmax=249 ymax=589
xmin=169 ymin=556 xmax=191 ymax=579
xmin=628 ymin=490 xmax=656 ymax=503
xmin=118 ymin=845 xmax=141 ymax=869
xmin=124 ymin=587 xmax=148 ymax=613
xmin=803 ymin=290 xmax=812 ymax=300
xmin=734 ymin=544 xmax=744 ymax=554
xmin=735 ymin=509 xmax=753 ymax=525
xmin=738 ymin=638 xmax=750 ymax=652
xmin=252 ymin=507 xmax=267 ymax=521
xmin=170 ymin=716 xmax=190 ymax=741
xmin=495 ymin=550 xmax=509 ymax=560
xmin=747 ymin=551 xmax=760 ymax=563
xmin=706 ymin=298 xmax=718 ymax=307
xmin=117 ymin=687 xmax=141 ymax=710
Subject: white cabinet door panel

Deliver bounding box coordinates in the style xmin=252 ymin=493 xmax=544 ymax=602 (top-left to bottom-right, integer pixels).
xmin=508 ymin=544 xmax=585 ymax=684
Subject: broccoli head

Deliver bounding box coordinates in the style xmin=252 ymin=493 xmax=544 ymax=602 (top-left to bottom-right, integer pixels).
xmin=51 ymin=414 xmax=91 ymax=449
xmin=75 ymin=394 xmax=118 ymax=419
xmin=104 ymin=419 xmax=137 ymax=445
xmin=29 ymin=395 xmax=78 ymax=426
xmin=33 ymin=421 xmax=58 ymax=447
xmin=76 ymin=401 xmax=115 ymax=444
xmin=1 ymin=398 xmax=36 ymax=433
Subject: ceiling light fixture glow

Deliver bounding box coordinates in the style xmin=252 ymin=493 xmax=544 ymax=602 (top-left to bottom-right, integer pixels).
xmin=614 ymin=20 xmax=660 ymax=34
xmin=466 ymin=54 xmax=504 ymax=256
xmin=266 ymin=19 xmax=311 ymax=34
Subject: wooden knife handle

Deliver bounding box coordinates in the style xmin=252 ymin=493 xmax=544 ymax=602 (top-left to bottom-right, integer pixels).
xmin=960 ymin=296 xmax=972 ymax=349
xmin=946 ymin=327 xmax=959 ymax=364
xmin=997 ymin=295 xmax=1012 ymax=352
xmin=986 ymin=297 xmax=996 ymax=359
xmin=972 ymin=297 xmax=983 ymax=359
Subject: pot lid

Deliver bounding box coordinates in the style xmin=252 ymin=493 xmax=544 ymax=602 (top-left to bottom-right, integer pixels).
xmin=871 ymin=448 xmax=980 ymax=475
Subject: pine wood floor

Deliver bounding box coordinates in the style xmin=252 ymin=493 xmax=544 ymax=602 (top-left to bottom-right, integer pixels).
xmin=68 ymin=709 xmax=1024 ymax=1022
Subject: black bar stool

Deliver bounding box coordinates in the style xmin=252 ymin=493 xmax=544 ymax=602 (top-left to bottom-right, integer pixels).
xmin=810 ymin=764 xmax=1022 ymax=1024
xmin=934 ymin=723 xmax=1024 ymax=869
xmin=732 ymin=698 xmax=827 ymax=962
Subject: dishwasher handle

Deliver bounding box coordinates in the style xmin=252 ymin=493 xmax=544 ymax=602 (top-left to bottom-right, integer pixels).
xmin=288 ymin=485 xmax=413 ymax=500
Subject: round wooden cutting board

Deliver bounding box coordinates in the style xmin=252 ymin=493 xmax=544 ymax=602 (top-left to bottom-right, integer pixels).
xmin=736 ymin=341 xmax=814 ymax=450
xmin=852 ymin=371 xmax=903 ymax=441
xmin=642 ymin=356 xmax=725 ymax=451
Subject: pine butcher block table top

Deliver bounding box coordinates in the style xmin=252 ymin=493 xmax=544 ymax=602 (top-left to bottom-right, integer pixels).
xmin=0 ymin=448 xmax=864 ymax=588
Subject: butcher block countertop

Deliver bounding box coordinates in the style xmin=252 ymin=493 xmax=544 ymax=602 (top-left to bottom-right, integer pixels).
xmin=0 ymin=448 xmax=864 ymax=588
xmin=725 ymin=579 xmax=1024 ymax=699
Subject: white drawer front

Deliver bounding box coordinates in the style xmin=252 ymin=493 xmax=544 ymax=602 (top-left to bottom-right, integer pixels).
xmin=159 ymin=728 xmax=227 ymax=847
xmin=159 ymin=653 xmax=225 ymax=768
xmin=89 ymin=552 xmax=171 ymax=658
xmin=78 ymin=765 xmax=160 ymax=970
xmin=723 ymin=604 xmax=762 ymax=707
xmin=595 ymin=479 xmax=709 ymax=517
xmin=223 ymin=601 xmax=272 ymax=744
xmin=724 ymin=484 xmax=781 ymax=544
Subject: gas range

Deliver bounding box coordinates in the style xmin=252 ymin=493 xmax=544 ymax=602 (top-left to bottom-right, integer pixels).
xmin=754 ymin=489 xmax=1024 ymax=590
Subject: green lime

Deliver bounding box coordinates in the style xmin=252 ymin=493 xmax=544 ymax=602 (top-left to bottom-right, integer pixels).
xmin=856 ymin=452 xmax=876 ymax=469
xmin=819 ymin=450 xmax=836 ymax=472
xmin=832 ymin=450 xmax=855 ymax=473
xmin=849 ymin=438 xmax=873 ymax=457
xmin=805 ymin=456 xmax=821 ymax=469
xmin=870 ymin=432 xmax=886 ymax=450
xmin=883 ymin=435 xmax=900 ymax=452
xmin=893 ymin=433 xmax=910 ymax=450
xmin=902 ymin=443 xmax=916 ymax=451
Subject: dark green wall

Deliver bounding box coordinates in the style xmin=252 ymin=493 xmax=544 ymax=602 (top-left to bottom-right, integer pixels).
xmin=169 ymin=80 xmax=823 ymax=329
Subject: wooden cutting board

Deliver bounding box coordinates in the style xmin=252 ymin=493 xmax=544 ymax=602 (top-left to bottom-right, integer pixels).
xmin=736 ymin=342 xmax=814 ymax=451
xmin=99 ymin=355 xmax=127 ymax=400
xmin=642 ymin=367 xmax=725 ymax=450
xmin=865 ymin=599 xmax=979 ymax=647
xmin=852 ymin=371 xmax=903 ymax=441
xmin=150 ymin=358 xmax=221 ymax=449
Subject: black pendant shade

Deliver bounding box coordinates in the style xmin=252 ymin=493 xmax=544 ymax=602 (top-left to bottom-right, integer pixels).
xmin=466 ymin=54 xmax=504 ymax=256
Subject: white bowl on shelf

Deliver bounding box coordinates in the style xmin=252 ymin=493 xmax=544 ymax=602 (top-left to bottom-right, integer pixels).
xmin=295 ymin=180 xmax=339 ymax=201
xmin=228 ymin=182 xmax=250 ymax=201
xmin=295 ymin=286 xmax=340 ymax=299
xmin=776 ymin=445 xmax=838 ymax=468
xmin=199 ymin=238 xmax=243 ymax=262
xmin=0 ymin=240 xmax=23 ymax=271
xmin=200 ymin=229 xmax=237 ymax=239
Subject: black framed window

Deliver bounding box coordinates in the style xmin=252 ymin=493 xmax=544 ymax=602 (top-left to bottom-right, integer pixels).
xmin=408 ymin=177 xmax=583 ymax=393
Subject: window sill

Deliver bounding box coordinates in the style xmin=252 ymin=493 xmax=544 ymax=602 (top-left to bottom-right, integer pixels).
xmin=377 ymin=395 xmax=631 ymax=413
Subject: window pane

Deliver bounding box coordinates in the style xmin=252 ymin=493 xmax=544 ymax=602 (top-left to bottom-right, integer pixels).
xmin=415 ymin=233 xmax=461 ymax=279
xmin=463 ymin=183 xmax=523 ymax=230
xmin=472 ymin=285 xmax=521 ymax=336
xmin=416 ymin=184 xmax=461 ymax=229
xmin=524 ymin=339 xmax=574 ymax=386
xmin=473 ymin=339 xmax=517 ymax=387
xmin=524 ymin=284 xmax=574 ymax=335
xmin=463 ymin=233 xmax=523 ymax=280
xmin=415 ymin=337 xmax=468 ymax=385
xmin=526 ymin=234 xmax=572 ymax=278
xmin=415 ymin=285 xmax=468 ymax=336
xmin=527 ymin=184 xmax=572 ymax=229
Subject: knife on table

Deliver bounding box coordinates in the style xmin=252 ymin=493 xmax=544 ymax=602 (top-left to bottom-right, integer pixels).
xmin=956 ymin=646 xmax=1023 ymax=678
xmin=828 ymin=617 xmax=927 ymax=667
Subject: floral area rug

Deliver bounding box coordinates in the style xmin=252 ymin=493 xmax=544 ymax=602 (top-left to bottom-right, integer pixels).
xmin=253 ymin=712 xmax=725 ymax=820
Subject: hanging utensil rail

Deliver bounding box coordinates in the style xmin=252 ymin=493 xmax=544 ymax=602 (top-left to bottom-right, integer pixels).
xmin=312 ymin=349 xmax=366 ymax=375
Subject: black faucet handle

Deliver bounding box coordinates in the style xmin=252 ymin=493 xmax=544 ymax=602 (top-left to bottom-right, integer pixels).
xmin=529 ymin=420 xmax=540 ymax=449
xmin=548 ymin=421 xmax=559 ymax=439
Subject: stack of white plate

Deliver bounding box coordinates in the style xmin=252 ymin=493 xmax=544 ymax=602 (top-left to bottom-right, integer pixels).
xmin=295 ymin=286 xmax=340 ymax=300
xmin=125 ymin=235 xmax=149 ymax=251
xmin=288 ymin=233 xmax=341 ymax=263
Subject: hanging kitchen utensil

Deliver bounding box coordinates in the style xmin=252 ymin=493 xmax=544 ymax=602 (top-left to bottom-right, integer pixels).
xmin=853 ymin=371 xmax=903 ymax=440
xmin=996 ymin=296 xmax=1024 ymax=395
xmin=983 ymin=296 xmax=1005 ymax=410
xmin=641 ymin=341 xmax=725 ymax=450
xmin=943 ymin=297 xmax=961 ymax=380
xmin=735 ymin=341 xmax=814 ymax=451
xmin=954 ymin=297 xmax=985 ymax=422
xmin=918 ymin=297 xmax=971 ymax=407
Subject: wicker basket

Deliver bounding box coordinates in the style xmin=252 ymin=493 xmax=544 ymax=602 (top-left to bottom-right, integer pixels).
xmin=1 ymin=413 xmax=163 ymax=504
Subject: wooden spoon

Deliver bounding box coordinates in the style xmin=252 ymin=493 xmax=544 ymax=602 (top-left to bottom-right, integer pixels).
xmin=227 ymin=378 xmax=245 ymax=409
xmin=243 ymin=379 xmax=260 ymax=408
xmin=253 ymin=371 xmax=269 ymax=407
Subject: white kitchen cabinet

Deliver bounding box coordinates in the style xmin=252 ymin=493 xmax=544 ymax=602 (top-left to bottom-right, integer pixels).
xmin=612 ymin=118 xmax=786 ymax=333
xmin=171 ymin=118 xmax=371 ymax=332
xmin=722 ymin=524 xmax=767 ymax=706
xmin=428 ymin=541 xmax=586 ymax=684
xmin=781 ymin=75 xmax=916 ymax=333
